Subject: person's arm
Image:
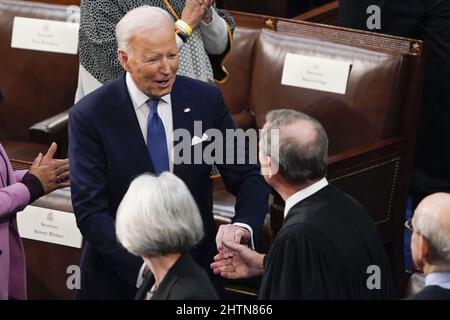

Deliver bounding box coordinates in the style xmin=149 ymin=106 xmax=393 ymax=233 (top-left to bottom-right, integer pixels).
xmin=14 ymin=170 xmax=28 ymax=182
xmin=211 ymin=87 xmax=271 ymax=251
xmin=0 ymin=183 xmax=31 ymax=219
xmin=69 ymin=107 xmax=142 ymax=287
xmin=1 ymin=145 xmax=68 ymax=219
xmin=78 ymin=0 xmax=125 ymax=83
xmin=199 ymin=8 xmax=229 ymax=55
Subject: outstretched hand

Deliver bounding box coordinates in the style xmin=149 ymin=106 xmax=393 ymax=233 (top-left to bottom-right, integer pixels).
xmin=216 ymin=224 xmax=250 ymax=257
xmin=210 ymin=240 xmax=264 ymax=280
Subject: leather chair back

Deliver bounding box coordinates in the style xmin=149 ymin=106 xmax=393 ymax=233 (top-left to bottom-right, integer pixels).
xmin=0 ymin=0 xmax=78 ymax=160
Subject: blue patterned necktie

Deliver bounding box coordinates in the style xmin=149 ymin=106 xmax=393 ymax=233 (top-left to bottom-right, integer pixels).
xmin=147 ymin=98 xmax=169 ymax=174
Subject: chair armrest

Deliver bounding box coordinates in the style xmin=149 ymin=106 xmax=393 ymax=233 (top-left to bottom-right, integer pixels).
xmin=29 ymin=109 xmax=69 ymax=145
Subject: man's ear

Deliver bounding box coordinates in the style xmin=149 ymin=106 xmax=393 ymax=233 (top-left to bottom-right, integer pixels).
xmin=260 ymin=155 xmax=277 ymax=178
xmin=268 ymin=156 xmax=280 ymax=179
xmin=118 ymin=50 xmax=130 ymax=72
xmin=421 ymin=235 xmax=431 ymax=263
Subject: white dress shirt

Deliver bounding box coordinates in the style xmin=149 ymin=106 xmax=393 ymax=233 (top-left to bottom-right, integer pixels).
xmin=425 ymin=272 xmax=450 ymax=290
xmin=126 ymin=73 xmax=174 ymax=173
xmin=284 ymin=178 xmax=329 ymax=218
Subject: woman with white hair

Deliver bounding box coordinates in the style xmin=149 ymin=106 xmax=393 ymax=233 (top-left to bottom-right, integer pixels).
xmin=116 ymin=172 xmax=218 ymax=300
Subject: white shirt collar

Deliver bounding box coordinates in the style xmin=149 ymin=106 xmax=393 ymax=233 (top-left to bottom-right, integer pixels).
xmin=283 ymin=178 xmax=329 ymax=218
xmin=425 ymin=272 xmax=450 ymax=290
xmin=125 ymin=72 xmax=170 ymax=110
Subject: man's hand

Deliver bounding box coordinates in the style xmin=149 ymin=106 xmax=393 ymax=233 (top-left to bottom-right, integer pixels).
xmin=216 ymin=224 xmax=250 ymax=257
xmin=210 ymin=240 xmax=264 ymax=279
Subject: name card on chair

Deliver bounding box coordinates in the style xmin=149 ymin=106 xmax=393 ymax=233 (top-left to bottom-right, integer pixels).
xmin=17 ymin=206 xmax=83 ymax=248
xmin=11 ymin=17 xmax=79 ymax=54
xmin=281 ymin=53 xmax=351 ymax=94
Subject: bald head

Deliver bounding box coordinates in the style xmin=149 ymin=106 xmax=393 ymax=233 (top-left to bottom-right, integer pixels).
xmin=260 ymin=109 xmax=328 ymax=185
xmin=414 ymin=193 xmax=450 ymax=264
xmin=281 ymin=119 xmax=318 ymax=153
xmin=116 ymin=6 xmax=174 ymax=53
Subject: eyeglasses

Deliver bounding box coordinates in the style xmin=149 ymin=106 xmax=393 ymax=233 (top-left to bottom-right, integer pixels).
xmin=404 ymin=217 xmax=414 ymax=232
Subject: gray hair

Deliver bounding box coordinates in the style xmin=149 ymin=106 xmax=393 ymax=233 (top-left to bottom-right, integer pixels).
xmin=260 ymin=109 xmax=328 ymax=184
xmin=115 ymin=6 xmax=174 ymax=53
xmin=116 ymin=172 xmax=204 ymax=258
xmin=415 ymin=193 xmax=450 ymax=264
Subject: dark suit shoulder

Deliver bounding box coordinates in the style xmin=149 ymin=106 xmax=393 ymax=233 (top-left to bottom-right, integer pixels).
xmin=71 ymin=74 xmax=126 ymax=116
xmin=175 ymin=75 xmax=218 ymax=90
xmin=173 ymin=75 xmax=220 ymax=98
xmin=286 ymin=185 xmax=373 ymax=229
xmin=153 ymin=253 xmax=218 ymax=300
xmin=409 ymin=286 xmax=450 ymax=300
xmin=282 ymin=184 xmax=385 ymax=260
xmin=170 ymin=269 xmax=219 ymax=300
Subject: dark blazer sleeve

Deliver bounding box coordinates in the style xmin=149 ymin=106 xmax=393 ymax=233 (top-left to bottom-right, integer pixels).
xmin=69 ymin=107 xmax=142 ymax=287
xmin=211 ymin=87 xmax=271 ymax=242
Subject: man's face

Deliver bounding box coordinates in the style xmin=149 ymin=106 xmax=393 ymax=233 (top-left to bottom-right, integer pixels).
xmin=119 ymin=24 xmax=179 ymax=98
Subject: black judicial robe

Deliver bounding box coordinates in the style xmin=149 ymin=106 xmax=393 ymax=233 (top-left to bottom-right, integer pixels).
xmin=259 ymin=185 xmax=397 ymax=300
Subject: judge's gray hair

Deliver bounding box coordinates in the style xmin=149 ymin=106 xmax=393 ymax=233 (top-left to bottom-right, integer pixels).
xmin=260 ymin=109 xmax=328 ymax=184
xmin=116 ymin=172 xmax=204 ymax=258
xmin=115 ymin=5 xmax=174 ymax=53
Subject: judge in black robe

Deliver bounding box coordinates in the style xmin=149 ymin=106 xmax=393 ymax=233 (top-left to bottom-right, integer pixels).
xmin=211 ymin=109 xmax=397 ymax=299
xmin=259 ymin=184 xmax=397 ymax=299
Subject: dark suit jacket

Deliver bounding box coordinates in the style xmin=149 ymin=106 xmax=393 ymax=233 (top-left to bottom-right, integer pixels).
xmin=135 ymin=253 xmax=218 ymax=300
xmin=408 ymin=286 xmax=450 ymax=300
xmin=69 ymin=74 xmax=270 ymax=299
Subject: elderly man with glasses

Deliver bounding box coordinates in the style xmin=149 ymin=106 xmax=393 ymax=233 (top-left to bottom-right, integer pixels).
xmin=406 ymin=192 xmax=450 ymax=300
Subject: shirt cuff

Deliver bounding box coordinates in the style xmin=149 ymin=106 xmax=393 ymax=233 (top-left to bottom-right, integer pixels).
xmin=136 ymin=262 xmax=146 ymax=288
xmin=233 ymin=222 xmax=255 ymax=250
xmin=176 ymin=33 xmax=185 ymax=49
xmin=199 ymin=9 xmax=228 ymax=55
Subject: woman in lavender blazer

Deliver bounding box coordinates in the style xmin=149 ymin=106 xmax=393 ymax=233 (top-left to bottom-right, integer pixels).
xmin=0 ymin=142 xmax=69 ymax=299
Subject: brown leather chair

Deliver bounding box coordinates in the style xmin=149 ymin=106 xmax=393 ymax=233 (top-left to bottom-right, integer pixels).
xmin=0 ymin=0 xmax=78 ymax=161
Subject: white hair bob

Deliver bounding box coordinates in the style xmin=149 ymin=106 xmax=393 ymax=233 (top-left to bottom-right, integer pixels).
xmin=116 ymin=172 xmax=204 ymax=257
